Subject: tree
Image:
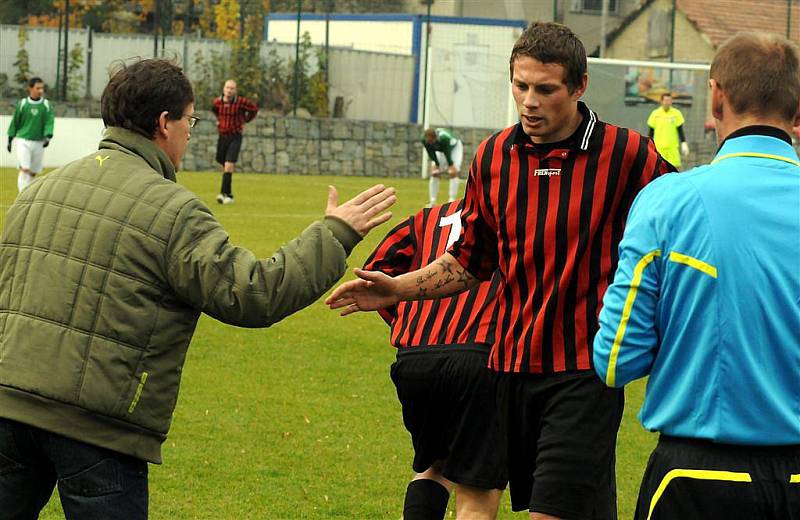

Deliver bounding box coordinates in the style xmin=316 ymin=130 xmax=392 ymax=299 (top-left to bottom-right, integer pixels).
xmin=198 ymin=0 xmax=215 ymax=36
xmin=214 ymin=0 xmax=240 ymax=41
xmin=67 ymin=42 xmax=85 ymax=101
xmin=190 ymin=48 xmax=228 ymax=110
xmin=27 ymin=0 xmax=98 ymax=28
xmin=0 ymin=0 xmax=51 ymax=25
xmin=260 ymin=47 xmax=290 ymax=113
xmin=13 ymin=26 xmax=31 ymax=95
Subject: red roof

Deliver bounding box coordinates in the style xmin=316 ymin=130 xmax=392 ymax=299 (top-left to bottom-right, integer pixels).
xmin=677 ymin=0 xmax=800 ymax=48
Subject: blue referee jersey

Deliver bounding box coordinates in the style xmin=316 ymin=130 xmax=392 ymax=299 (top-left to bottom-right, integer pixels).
xmin=593 ymin=126 xmax=800 ymax=445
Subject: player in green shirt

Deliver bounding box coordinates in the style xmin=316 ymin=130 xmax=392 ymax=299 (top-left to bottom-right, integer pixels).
xmin=422 ymin=128 xmax=463 ymax=207
xmin=7 ymin=77 xmax=55 ymax=193
xmin=647 ymin=93 xmax=689 ymax=168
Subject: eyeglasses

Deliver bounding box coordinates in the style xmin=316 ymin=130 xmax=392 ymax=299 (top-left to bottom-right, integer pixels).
xmin=186 ymin=115 xmax=200 ymax=128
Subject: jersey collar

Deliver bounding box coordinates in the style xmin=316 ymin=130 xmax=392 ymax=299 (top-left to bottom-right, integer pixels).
xmin=714 ymin=126 xmax=799 ymax=166
xmin=510 ymin=101 xmax=599 ymax=159
xmin=719 ymin=125 xmax=792 ymax=148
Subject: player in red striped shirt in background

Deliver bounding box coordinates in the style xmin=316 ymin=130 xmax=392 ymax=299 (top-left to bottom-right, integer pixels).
xmin=364 ymin=200 xmax=505 ymax=519
xmin=212 ymin=79 xmax=258 ymax=204
xmin=329 ymin=22 xmax=674 ymax=520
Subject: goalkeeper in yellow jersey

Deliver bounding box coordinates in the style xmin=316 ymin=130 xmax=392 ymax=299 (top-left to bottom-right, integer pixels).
xmin=647 ymin=93 xmax=689 ymax=168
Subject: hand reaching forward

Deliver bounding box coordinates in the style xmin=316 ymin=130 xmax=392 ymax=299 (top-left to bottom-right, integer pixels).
xmin=326 ymin=268 xmax=399 ymax=316
xmin=326 ymin=184 xmax=396 ymax=237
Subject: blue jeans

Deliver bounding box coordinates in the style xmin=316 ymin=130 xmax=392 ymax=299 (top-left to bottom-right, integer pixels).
xmin=0 ymin=418 xmax=148 ymax=519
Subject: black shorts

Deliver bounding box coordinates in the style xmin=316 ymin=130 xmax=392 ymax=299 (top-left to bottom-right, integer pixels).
xmin=390 ymin=344 xmax=507 ymax=490
xmin=216 ymin=134 xmax=242 ymax=165
xmin=636 ymin=435 xmax=800 ymax=520
xmin=496 ymin=371 xmax=624 ymax=519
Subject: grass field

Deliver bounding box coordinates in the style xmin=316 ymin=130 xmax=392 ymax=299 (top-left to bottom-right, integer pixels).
xmin=1 ymin=168 xmax=656 ymax=519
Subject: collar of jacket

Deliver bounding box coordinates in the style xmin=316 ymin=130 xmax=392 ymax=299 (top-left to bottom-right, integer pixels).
xmin=714 ymin=131 xmax=800 ymax=165
xmin=508 ymin=101 xmax=599 ymax=160
xmin=99 ymin=127 xmax=177 ymax=182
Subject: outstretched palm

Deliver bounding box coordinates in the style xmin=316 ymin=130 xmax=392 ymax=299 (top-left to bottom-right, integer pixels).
xmin=326 ymin=268 xmax=399 ymax=316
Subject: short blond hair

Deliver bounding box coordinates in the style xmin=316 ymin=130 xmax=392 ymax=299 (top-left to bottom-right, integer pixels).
xmin=710 ymin=32 xmax=800 ymax=121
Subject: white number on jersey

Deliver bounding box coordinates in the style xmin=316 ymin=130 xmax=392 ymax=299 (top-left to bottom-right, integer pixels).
xmin=439 ymin=210 xmax=463 ymax=250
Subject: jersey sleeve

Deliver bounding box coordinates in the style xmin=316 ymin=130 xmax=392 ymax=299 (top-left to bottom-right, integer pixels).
xmin=7 ymin=100 xmax=21 ymax=137
xmin=363 ymin=215 xmax=417 ymax=325
xmin=211 ymin=97 xmax=220 ymax=116
xmin=593 ymin=185 xmax=663 ymax=387
xmin=674 ymin=109 xmax=685 ymax=128
xmin=646 ymin=109 xmax=657 ymax=129
xmin=449 ymin=146 xmax=499 ymax=280
xmin=242 ymin=97 xmax=259 ymax=122
xmin=423 ymin=141 xmax=440 ymax=166
xmin=44 ymin=102 xmax=55 ymax=137
xmin=639 ymin=136 xmax=677 ymax=191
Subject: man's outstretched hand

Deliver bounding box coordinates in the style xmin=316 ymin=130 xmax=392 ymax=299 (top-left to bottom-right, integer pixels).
xmin=326 ymin=268 xmax=399 ymax=316
xmin=326 ymin=184 xmax=396 ymax=237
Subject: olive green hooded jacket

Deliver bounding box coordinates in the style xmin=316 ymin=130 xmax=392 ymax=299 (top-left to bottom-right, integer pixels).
xmin=0 ymin=127 xmax=361 ymax=463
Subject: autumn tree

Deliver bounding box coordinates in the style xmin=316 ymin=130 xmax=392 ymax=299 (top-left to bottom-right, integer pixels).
xmin=214 ymin=0 xmax=240 ymax=40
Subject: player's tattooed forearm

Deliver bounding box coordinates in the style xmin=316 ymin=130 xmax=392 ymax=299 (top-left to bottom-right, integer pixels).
xmin=417 ymin=286 xmax=428 ymax=298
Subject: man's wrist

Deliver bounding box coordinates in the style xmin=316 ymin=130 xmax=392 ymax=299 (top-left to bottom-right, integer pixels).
xmin=323 ymin=216 xmax=362 ymax=256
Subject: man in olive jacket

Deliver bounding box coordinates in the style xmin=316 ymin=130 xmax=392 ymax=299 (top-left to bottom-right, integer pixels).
xmin=0 ymin=59 xmax=396 ymax=519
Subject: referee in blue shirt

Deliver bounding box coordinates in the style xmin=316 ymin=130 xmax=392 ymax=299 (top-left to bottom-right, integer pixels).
xmin=594 ymin=32 xmax=800 ymax=520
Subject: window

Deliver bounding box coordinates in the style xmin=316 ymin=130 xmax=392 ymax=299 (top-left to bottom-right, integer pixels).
xmin=571 ymin=0 xmax=619 ymax=14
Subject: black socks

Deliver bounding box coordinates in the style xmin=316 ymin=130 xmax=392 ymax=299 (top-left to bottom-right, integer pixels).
xmin=403 ymin=479 xmax=450 ymax=520
xmin=221 ymin=171 xmax=233 ymax=197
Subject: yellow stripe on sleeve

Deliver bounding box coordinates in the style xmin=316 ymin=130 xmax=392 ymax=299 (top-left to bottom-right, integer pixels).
xmin=647 ymin=469 xmax=752 ymax=520
xmin=791 ymin=474 xmax=800 ymax=483
xmin=668 ymin=251 xmax=718 ymax=278
xmin=605 ymin=249 xmax=661 ymax=386
xmin=711 ymin=152 xmax=800 ymax=167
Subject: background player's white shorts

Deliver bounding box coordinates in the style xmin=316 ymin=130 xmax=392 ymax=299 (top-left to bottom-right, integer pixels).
xmin=434 ymin=140 xmax=464 ymax=172
xmin=15 ymin=138 xmax=45 ymax=173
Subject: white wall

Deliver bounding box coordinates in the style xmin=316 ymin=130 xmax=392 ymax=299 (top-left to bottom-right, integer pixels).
xmin=1 ymin=116 xmax=105 ymax=169
xmin=266 ymin=19 xmax=414 ymax=55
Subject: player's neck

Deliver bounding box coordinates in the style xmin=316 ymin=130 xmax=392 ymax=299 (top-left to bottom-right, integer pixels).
xmin=715 ymin=113 xmax=794 ymax=145
xmin=532 ymin=107 xmax=583 ymax=145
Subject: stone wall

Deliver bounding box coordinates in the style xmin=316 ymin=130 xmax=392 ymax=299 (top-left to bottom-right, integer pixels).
xmin=0 ymin=98 xmax=495 ymax=177
xmin=183 ymin=111 xmax=495 ymax=177
xmin=0 ymin=98 xmax=101 ymax=118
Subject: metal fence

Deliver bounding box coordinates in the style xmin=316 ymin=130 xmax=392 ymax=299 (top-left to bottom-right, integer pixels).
xmin=583 ymin=57 xmax=713 ymax=167
xmin=0 ymin=24 xmax=414 ymax=123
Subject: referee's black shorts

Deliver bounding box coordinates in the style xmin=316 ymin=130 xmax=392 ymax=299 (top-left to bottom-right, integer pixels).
xmin=216 ymin=133 xmax=243 ymax=165
xmin=390 ymin=343 xmax=507 ymax=490
xmin=636 ymin=435 xmax=800 ymax=520
xmin=496 ymin=370 xmax=624 ymax=519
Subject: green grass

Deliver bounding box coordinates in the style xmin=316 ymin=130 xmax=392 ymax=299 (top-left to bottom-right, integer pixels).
xmin=1 ymin=168 xmax=656 ymax=519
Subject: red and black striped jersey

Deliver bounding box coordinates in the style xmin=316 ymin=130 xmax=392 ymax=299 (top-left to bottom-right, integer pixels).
xmin=450 ymin=101 xmax=675 ymax=374
xmin=212 ymin=95 xmax=258 ymax=135
xmin=364 ymin=200 xmax=501 ymax=349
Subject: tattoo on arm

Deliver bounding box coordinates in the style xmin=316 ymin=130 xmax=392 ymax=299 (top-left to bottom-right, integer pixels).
xmin=434 ymin=274 xmax=455 ymax=289
xmin=414 ymin=258 xmax=475 ymax=298
xmin=457 ymin=268 xmax=474 ymax=289
xmin=437 ymin=258 xmax=454 ymax=275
